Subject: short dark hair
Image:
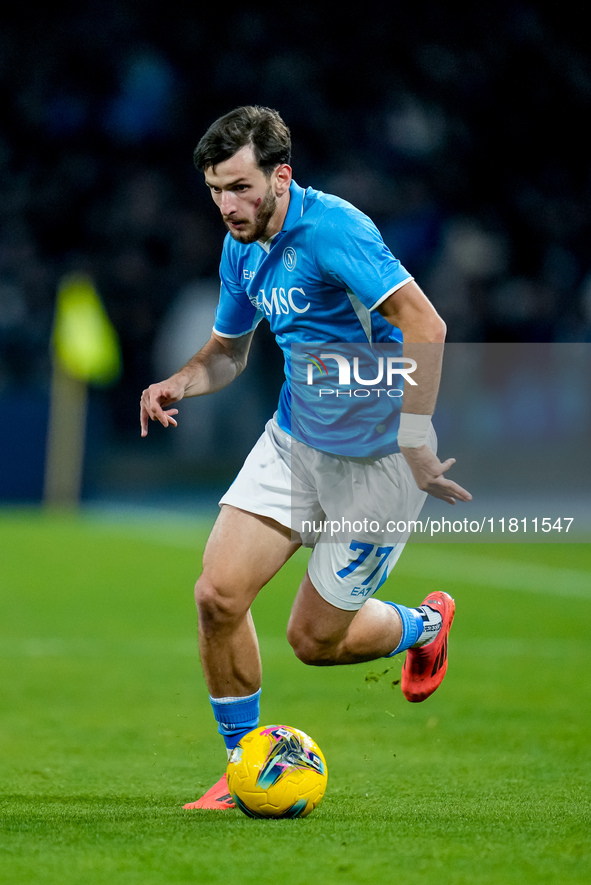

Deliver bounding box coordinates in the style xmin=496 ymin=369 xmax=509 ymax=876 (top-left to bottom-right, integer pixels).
xmin=193 ymin=106 xmax=291 ymax=176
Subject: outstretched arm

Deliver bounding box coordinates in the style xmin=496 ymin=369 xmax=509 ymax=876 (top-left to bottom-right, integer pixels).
xmin=378 ymin=280 xmax=472 ymax=505
xmin=140 ymin=330 xmax=254 ymax=437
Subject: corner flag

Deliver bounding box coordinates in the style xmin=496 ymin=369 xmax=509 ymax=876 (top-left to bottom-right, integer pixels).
xmin=45 ymin=274 xmax=121 ymax=508
xmin=51 ymin=273 xmax=121 ymax=386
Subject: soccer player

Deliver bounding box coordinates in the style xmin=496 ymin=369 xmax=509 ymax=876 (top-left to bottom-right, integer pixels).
xmin=140 ymin=106 xmax=472 ymax=809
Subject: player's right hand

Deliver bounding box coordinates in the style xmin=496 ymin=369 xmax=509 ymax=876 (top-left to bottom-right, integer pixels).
xmin=140 ymin=380 xmax=183 ymax=437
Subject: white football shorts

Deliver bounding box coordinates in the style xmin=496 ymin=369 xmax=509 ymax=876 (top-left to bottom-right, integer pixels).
xmin=219 ymin=415 xmax=435 ymax=611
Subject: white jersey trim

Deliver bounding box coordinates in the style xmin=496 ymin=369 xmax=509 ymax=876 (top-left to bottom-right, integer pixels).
xmin=369 ymin=276 xmax=414 ymax=312
xmin=213 ymin=318 xmax=262 ymax=339
xmin=345 ymin=288 xmax=373 ymax=343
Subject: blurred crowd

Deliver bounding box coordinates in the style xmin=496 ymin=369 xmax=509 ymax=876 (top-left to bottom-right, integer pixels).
xmin=2 ymin=0 xmax=591 ymax=446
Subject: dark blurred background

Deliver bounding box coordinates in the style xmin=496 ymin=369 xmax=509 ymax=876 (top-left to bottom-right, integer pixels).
xmin=2 ymin=0 xmax=591 ymax=505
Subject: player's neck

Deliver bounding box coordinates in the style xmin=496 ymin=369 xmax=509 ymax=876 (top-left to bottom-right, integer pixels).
xmin=264 ymin=190 xmax=291 ymax=241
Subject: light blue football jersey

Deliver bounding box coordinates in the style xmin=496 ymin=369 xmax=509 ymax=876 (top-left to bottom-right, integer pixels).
xmin=213 ymin=180 xmax=413 ymax=457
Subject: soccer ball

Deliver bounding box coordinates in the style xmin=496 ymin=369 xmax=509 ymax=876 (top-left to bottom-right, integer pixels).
xmin=227 ymin=724 xmax=327 ymax=819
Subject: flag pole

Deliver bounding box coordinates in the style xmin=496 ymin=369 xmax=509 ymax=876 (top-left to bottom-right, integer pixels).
xmin=43 ymin=362 xmax=88 ymax=509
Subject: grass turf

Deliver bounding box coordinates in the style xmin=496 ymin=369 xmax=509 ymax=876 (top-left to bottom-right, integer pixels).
xmin=1 ymin=507 xmax=590 ymax=884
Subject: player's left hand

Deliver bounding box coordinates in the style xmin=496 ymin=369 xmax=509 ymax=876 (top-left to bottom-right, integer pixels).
xmin=400 ymin=445 xmax=472 ymax=505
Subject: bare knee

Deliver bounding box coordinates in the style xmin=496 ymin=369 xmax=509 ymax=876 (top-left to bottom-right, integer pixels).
xmin=287 ymin=622 xmax=339 ymax=666
xmin=194 ymin=574 xmax=248 ymax=636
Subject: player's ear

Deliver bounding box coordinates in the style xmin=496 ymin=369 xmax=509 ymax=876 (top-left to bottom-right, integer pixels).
xmin=273 ymin=164 xmax=292 ymax=197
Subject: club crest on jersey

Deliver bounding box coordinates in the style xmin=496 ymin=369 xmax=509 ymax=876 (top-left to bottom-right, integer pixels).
xmin=283 ymin=247 xmax=297 ymax=271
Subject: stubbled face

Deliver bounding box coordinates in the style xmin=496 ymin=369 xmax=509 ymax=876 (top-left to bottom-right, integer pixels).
xmin=204 ymin=145 xmax=289 ymax=244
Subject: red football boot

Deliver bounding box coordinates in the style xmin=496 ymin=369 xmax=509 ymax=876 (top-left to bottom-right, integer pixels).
xmin=183 ymin=773 xmax=235 ymax=810
xmin=401 ymin=591 xmax=455 ymax=703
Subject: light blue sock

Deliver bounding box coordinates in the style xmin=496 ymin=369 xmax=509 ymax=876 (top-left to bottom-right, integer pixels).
xmin=210 ymin=689 xmax=261 ymax=751
xmin=382 ymin=602 xmax=424 ymax=658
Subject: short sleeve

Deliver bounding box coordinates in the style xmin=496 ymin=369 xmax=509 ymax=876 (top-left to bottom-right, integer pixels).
xmin=314 ymin=206 xmax=413 ymax=311
xmin=213 ymin=239 xmax=263 ymax=338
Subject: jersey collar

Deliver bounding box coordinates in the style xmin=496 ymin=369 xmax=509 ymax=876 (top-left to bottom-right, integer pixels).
xmin=282 ymin=180 xmax=306 ymax=231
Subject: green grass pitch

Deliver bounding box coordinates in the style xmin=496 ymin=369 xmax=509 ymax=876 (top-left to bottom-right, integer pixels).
xmin=1 ymin=508 xmax=590 ymax=885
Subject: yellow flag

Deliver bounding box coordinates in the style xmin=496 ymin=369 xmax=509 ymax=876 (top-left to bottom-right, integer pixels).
xmin=52 ymin=274 xmax=121 ymax=386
